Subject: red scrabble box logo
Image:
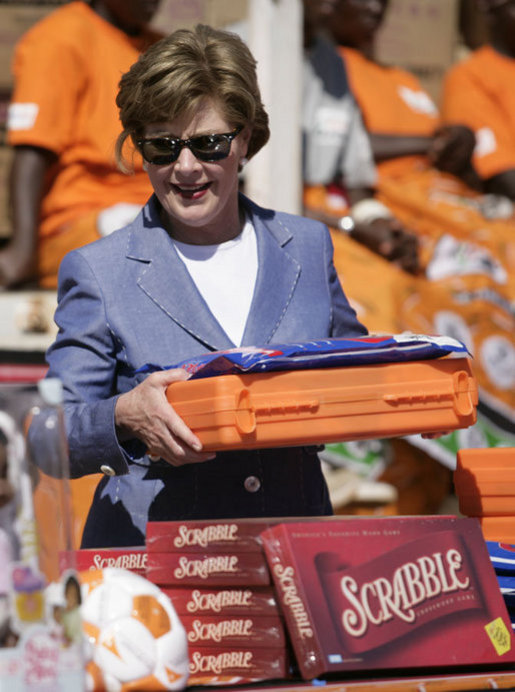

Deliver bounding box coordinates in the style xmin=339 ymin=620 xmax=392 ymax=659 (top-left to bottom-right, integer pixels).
xmin=60 ymin=547 xmax=147 ymax=574
xmin=261 ymin=516 xmax=515 ymax=680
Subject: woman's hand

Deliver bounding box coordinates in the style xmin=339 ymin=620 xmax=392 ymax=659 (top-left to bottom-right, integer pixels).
xmin=421 ymin=431 xmax=447 ymax=440
xmin=115 ymin=368 xmax=215 ymax=466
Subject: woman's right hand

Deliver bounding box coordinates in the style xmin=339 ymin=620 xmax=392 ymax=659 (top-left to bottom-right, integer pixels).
xmin=114 ymin=368 xmax=215 ymax=466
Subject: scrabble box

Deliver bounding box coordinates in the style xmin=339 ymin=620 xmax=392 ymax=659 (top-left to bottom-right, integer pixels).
xmin=261 ymin=516 xmax=515 ymax=679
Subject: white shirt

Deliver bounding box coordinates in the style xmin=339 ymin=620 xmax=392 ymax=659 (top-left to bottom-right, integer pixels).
xmin=172 ymin=218 xmax=258 ymax=346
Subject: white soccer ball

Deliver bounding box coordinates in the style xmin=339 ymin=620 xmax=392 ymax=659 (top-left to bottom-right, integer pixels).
xmin=80 ymin=568 xmax=189 ymax=692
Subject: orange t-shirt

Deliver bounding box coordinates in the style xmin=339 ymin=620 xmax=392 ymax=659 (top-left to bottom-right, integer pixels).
xmin=7 ymin=1 xmax=158 ymax=239
xmin=339 ymin=46 xmax=439 ymax=179
xmin=333 ymin=48 xmax=515 ymax=422
xmin=442 ymin=45 xmax=515 ymax=180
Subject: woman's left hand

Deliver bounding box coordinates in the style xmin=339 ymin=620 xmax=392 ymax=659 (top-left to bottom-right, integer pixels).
xmin=421 ymin=431 xmax=447 ymax=439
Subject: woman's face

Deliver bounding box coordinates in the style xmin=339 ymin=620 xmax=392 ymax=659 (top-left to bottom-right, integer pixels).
xmin=142 ymin=99 xmax=250 ymax=245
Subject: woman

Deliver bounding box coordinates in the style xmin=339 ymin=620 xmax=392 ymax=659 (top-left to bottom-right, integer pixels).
xmin=43 ymin=25 xmax=367 ymax=548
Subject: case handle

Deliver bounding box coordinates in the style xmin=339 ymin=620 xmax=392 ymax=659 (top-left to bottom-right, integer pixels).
xmin=234 ymin=387 xmax=257 ymax=435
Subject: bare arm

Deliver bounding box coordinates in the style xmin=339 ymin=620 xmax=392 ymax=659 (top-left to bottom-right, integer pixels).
xmin=370 ymin=126 xmax=482 ymax=189
xmin=0 ymin=145 xmax=56 ymax=288
xmin=303 ymin=189 xmax=420 ymax=275
xmin=485 ymin=169 xmax=515 ymax=201
xmin=370 ymin=133 xmax=431 ymax=162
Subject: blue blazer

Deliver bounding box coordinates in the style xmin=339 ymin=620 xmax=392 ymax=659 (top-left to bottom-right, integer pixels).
xmin=43 ymin=194 xmax=367 ymax=547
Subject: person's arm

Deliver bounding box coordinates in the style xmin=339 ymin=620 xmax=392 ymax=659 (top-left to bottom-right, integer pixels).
xmin=304 ymin=192 xmax=420 ymax=275
xmin=114 ymin=369 xmax=215 ymax=466
xmin=484 ymin=169 xmax=515 ymax=200
xmin=370 ymin=126 xmax=481 ymax=190
xmin=0 ymin=146 xmax=56 ymax=288
xmin=370 ymin=133 xmax=432 ymax=162
xmin=303 ymin=184 xmax=372 ymax=229
xmin=42 ymin=250 xmax=212 ymax=478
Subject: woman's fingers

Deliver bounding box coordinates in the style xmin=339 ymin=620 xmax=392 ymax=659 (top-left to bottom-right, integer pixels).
xmin=157 ymin=407 xmax=216 ymax=466
xmin=115 ymin=368 xmax=216 ymax=466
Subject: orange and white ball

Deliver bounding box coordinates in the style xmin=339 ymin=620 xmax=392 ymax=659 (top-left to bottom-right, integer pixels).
xmin=80 ymin=568 xmax=189 ymax=691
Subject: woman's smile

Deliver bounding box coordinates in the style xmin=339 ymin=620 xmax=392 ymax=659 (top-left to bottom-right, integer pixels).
xmin=171 ymin=181 xmax=212 ymax=200
xmin=144 ymin=98 xmax=250 ymax=244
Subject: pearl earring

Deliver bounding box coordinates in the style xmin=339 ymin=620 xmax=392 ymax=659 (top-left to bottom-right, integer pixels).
xmin=239 ymin=157 xmax=249 ymax=168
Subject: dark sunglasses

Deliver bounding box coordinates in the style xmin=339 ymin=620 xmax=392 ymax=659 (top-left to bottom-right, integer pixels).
xmin=136 ymin=126 xmax=243 ymax=165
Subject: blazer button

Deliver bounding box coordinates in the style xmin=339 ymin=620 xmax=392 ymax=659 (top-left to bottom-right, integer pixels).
xmin=100 ymin=464 xmax=116 ymax=477
xmin=244 ymin=475 xmax=261 ymax=493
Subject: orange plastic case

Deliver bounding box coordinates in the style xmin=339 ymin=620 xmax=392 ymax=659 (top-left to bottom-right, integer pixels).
xmin=166 ymin=357 xmax=477 ymax=452
xmin=478 ymin=517 xmax=515 ymax=543
xmin=455 ymin=448 xmax=515 ymax=517
xmin=461 ymin=496 xmax=515 ymax=516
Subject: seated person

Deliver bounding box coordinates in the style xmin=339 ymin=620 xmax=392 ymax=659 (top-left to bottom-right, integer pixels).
xmin=0 ymin=0 xmax=161 ymax=289
xmin=302 ymin=0 xmax=419 ymax=276
xmin=36 ymin=25 xmax=368 ymax=549
xmin=324 ymin=0 xmax=514 ymax=268
xmin=327 ymin=0 xmax=480 ymax=187
xmin=442 ymin=0 xmax=515 ymax=201
xmin=323 ymin=0 xmax=515 ymax=445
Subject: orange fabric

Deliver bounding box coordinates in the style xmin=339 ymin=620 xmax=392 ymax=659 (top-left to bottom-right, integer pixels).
xmin=303 ymin=186 xmax=410 ymax=337
xmin=7 ymin=2 xmax=155 ymax=242
xmin=339 ymin=46 xmax=439 ymax=180
xmin=303 ymin=183 xmax=350 ymax=218
xmin=69 ymin=475 xmax=102 ymax=550
xmin=338 ymin=45 xmax=515 ymax=297
xmin=313 ymin=47 xmax=515 ymax=425
xmin=329 ymin=229 xmax=412 ymax=336
xmin=33 ymin=473 xmax=102 ymax=581
xmin=442 ymin=46 xmax=515 ymax=180
xmin=38 ymin=209 xmax=100 ymax=288
xmin=398 ymin=272 xmax=515 ymax=416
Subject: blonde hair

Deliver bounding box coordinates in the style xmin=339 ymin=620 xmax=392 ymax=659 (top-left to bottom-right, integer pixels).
xmin=115 ymin=24 xmax=270 ymax=170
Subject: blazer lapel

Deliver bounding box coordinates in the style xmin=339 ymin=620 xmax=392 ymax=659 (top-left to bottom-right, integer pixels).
xmin=127 ymin=200 xmax=234 ymax=351
xmin=241 ymin=203 xmax=301 ymax=346
xmin=126 ymin=195 xmax=301 ymax=351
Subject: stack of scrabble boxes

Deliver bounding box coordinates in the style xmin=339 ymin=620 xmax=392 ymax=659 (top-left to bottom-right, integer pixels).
xmin=454 ymin=447 xmax=515 ymax=629
xmin=144 ymin=518 xmax=291 ymax=686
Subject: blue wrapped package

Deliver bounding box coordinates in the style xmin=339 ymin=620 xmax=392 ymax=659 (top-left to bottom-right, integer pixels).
xmin=487 ymin=541 xmax=515 ymax=574
xmin=138 ymin=333 xmax=470 ymax=380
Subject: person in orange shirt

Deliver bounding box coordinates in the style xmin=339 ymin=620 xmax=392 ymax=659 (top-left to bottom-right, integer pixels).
xmin=322 ymin=0 xmax=515 ymax=446
xmin=325 ymin=0 xmax=515 ymax=270
xmin=328 ymin=0 xmax=480 ymax=190
xmin=442 ymin=0 xmax=515 ymax=201
xmin=0 ymin=0 xmax=162 ymax=289
xmin=302 ymin=0 xmax=419 ymax=279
